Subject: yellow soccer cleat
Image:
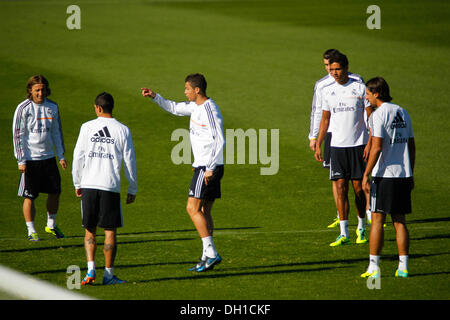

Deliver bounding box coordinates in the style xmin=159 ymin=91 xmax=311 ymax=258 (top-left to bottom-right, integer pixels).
xmin=330 ymin=235 xmax=350 ymax=247
xmin=395 ymin=269 xmax=409 ymax=278
xmin=356 ymin=229 xmax=368 ymax=244
xmin=327 ymin=217 xmax=340 ymax=228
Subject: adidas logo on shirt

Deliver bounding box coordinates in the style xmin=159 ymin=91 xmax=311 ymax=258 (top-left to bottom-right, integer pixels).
xmin=90 ymin=126 xmax=115 ymax=144
xmin=391 ymin=112 xmax=407 ymax=129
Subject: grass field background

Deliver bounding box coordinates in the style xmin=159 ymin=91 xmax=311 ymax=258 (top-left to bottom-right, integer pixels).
xmin=0 ymin=0 xmax=449 ymax=300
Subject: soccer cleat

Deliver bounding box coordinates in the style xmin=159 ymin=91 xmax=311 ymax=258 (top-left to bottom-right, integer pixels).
xmin=395 ymin=269 xmax=409 ymax=278
xmin=356 ymin=229 xmax=368 ymax=244
xmin=330 ymin=235 xmax=350 ymax=247
xmin=327 ymin=217 xmax=340 ymax=228
xmin=103 ymin=275 xmax=127 ymax=285
xmin=81 ymin=269 xmax=96 ymax=285
xmin=195 ymin=254 xmax=222 ymax=272
xmin=188 ymin=259 xmax=206 ymax=271
xmin=45 ymin=225 xmax=65 ymax=238
xmin=361 ymin=268 xmax=380 ymax=278
xmin=28 ymin=232 xmax=40 ymax=241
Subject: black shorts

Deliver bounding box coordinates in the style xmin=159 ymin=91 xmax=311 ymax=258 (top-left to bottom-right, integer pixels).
xmin=17 ymin=158 xmax=61 ymax=200
xmin=370 ymin=177 xmax=413 ymax=215
xmin=329 ymin=145 xmax=366 ymax=180
xmin=323 ymin=132 xmax=332 ymax=169
xmin=189 ymin=166 xmax=224 ymax=200
xmin=81 ymin=188 xmax=123 ymax=229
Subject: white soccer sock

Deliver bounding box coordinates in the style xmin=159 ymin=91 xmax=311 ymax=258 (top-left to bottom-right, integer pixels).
xmin=87 ymin=261 xmax=95 ymax=272
xmin=26 ymin=221 xmax=36 ymax=236
xmin=357 ymin=216 xmax=365 ymax=230
xmin=366 ymin=210 xmax=372 ymax=221
xmin=368 ymin=255 xmax=380 ymax=273
xmin=398 ymin=255 xmax=409 ymax=271
xmin=201 ymin=236 xmax=217 ymax=259
xmin=339 ymin=220 xmax=349 ymax=238
xmin=47 ymin=213 xmax=56 ymax=229
xmin=104 ymin=267 xmax=114 ymax=279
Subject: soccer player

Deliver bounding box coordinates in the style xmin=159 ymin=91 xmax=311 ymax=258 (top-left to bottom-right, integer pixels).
xmin=141 ymin=73 xmax=224 ymax=272
xmin=361 ymin=77 xmax=415 ymax=278
xmin=72 ymin=92 xmax=137 ymax=285
xmin=12 ymin=75 xmax=67 ymax=241
xmin=308 ymin=49 xmax=367 ymax=229
xmin=314 ymin=52 xmax=372 ymax=246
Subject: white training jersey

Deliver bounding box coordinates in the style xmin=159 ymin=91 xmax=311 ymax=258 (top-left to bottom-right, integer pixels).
xmin=308 ymin=72 xmax=364 ymax=140
xmin=153 ymin=94 xmax=225 ymax=171
xmin=369 ymin=102 xmax=414 ymax=178
xmin=72 ymin=117 xmax=137 ymax=195
xmin=322 ymin=78 xmax=369 ymax=147
xmin=12 ymin=98 xmax=65 ymax=164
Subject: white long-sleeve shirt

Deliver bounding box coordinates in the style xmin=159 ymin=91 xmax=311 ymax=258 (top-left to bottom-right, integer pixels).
xmin=72 ymin=117 xmax=137 ymax=195
xmin=12 ymin=98 xmax=65 ymax=164
xmin=153 ymin=94 xmax=225 ymax=171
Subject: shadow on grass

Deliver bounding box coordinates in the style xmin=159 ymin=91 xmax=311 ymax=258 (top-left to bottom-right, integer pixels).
xmin=60 ymin=226 xmax=262 ymax=239
xmin=0 ymin=237 xmax=195 ymax=253
xmin=30 ymin=261 xmax=197 ymax=276
xmin=137 ymin=266 xmax=350 ymax=283
xmin=385 ymin=234 xmax=450 ymax=242
xmin=407 ymin=217 xmax=450 ymax=224
xmin=135 ymin=252 xmax=446 ymax=283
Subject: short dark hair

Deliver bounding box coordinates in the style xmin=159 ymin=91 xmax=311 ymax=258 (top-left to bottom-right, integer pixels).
xmin=323 ymin=49 xmax=340 ymax=60
xmin=95 ymin=92 xmax=114 ymax=113
xmin=366 ymin=77 xmax=393 ymax=102
xmin=185 ymin=73 xmax=207 ymax=96
xmin=26 ymin=75 xmax=51 ymax=99
xmin=328 ymin=52 xmax=349 ymax=69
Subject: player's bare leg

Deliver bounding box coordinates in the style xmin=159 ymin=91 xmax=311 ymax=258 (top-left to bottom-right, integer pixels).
xmin=335 ymin=178 xmax=349 ymax=221
xmin=46 ymin=193 xmax=60 ymax=215
xmin=23 ymin=198 xmax=36 ymax=223
xmin=104 ymin=229 xmax=117 ymax=269
xmin=392 ymin=214 xmax=409 ymax=256
xmin=330 ymin=178 xmax=351 ymax=246
xmin=84 ymin=227 xmax=97 ymax=263
xmin=187 ymin=197 xmax=220 ymax=271
xmin=201 ymin=199 xmax=214 ymax=236
xmin=369 ymin=213 xmax=386 ymax=255
xmin=23 ymin=198 xmax=38 ymax=240
xmin=186 ymin=197 xmax=210 ymax=238
xmin=82 ymin=227 xmax=97 ymax=285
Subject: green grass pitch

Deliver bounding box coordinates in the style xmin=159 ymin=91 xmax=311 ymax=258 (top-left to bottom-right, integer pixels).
xmin=0 ymin=0 xmax=449 ymax=300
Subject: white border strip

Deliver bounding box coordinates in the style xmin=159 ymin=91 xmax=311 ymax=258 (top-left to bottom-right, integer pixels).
xmin=0 ymin=265 xmax=93 ymax=300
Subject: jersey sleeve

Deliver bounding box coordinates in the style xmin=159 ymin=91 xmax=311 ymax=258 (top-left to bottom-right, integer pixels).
xmin=12 ymin=104 xmax=27 ymax=165
xmin=309 ymin=84 xmax=323 ymax=139
xmin=50 ymin=105 xmax=66 ymax=161
xmin=153 ymin=94 xmax=194 ymax=116
xmin=122 ymin=127 xmax=137 ymax=195
xmin=204 ymin=104 xmax=225 ymax=171
xmin=72 ymin=124 xmax=88 ymax=189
